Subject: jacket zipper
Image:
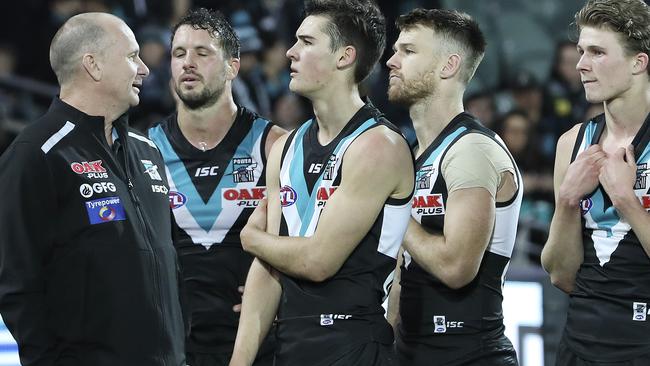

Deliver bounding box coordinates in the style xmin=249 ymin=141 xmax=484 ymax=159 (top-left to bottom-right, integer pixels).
xmin=117 ymin=132 xmax=168 ymax=366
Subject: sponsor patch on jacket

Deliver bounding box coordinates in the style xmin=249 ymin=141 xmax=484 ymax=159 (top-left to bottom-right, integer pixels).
xmin=85 ymin=196 xmax=126 ymax=224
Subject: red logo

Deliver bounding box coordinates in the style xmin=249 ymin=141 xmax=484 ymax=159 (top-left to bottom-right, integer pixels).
xmin=70 ymin=160 xmax=106 ymax=174
xmin=280 ymin=185 xmax=297 ymax=207
xmin=412 ymin=194 xmax=444 ymax=208
xmin=316 ymin=187 xmax=337 ymax=201
xmin=223 ymin=188 xmax=266 ymax=201
xmin=642 ymin=195 xmax=650 ymax=210
xmin=169 ymin=191 xmax=187 ymax=209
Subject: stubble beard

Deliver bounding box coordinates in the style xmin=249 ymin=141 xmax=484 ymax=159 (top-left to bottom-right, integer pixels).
xmin=175 ymin=79 xmax=225 ymax=110
xmin=388 ymin=69 xmax=437 ymax=107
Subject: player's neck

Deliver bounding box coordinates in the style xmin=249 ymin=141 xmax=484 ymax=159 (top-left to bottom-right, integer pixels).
xmin=603 ymin=83 xmax=650 ymax=141
xmin=310 ymin=85 xmax=365 ymax=146
xmin=410 ymin=91 xmax=464 ymax=156
xmin=177 ymin=93 xmax=238 ymax=151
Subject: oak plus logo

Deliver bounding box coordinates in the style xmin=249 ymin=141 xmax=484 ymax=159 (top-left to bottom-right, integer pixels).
xmin=222 ymin=187 xmax=266 ymax=208
xmin=316 ymin=186 xmax=337 ymax=208
xmin=412 ymin=194 xmax=445 ymax=215
xmin=70 ymin=160 xmax=108 ymax=179
xmin=639 ymin=194 xmax=650 ymax=210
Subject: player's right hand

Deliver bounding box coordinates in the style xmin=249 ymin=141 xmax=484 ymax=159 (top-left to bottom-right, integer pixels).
xmin=559 ymin=144 xmax=607 ymax=206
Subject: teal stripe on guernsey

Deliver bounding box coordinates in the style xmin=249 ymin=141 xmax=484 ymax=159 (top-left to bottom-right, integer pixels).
xmin=640 ymin=140 xmax=650 ymax=162
xmin=149 ymin=118 xmax=268 ymax=232
xmin=589 ymin=189 xmax=620 ymax=237
xmin=287 ymin=120 xmax=314 ymax=225
xmin=296 ymin=118 xmax=377 ymax=236
xmin=583 ymin=121 xmax=597 ymax=148
xmin=421 ymin=127 xmax=467 ymax=166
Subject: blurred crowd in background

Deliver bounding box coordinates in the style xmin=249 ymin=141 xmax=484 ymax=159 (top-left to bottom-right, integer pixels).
xmin=0 ymin=0 xmax=605 ymax=270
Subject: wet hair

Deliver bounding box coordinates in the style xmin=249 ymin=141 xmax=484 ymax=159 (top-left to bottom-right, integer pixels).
xmin=49 ymin=14 xmax=112 ymax=86
xmin=396 ymin=8 xmax=486 ymax=84
xmin=172 ymin=8 xmax=240 ymax=59
xmin=304 ymin=0 xmax=386 ymax=83
xmin=576 ymin=0 xmax=650 ymax=74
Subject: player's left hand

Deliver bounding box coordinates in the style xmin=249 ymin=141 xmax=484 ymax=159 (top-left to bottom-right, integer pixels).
xmin=599 ymin=145 xmax=637 ymax=206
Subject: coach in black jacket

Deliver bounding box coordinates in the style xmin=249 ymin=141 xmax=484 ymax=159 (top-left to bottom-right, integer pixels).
xmin=0 ymin=13 xmax=185 ymax=366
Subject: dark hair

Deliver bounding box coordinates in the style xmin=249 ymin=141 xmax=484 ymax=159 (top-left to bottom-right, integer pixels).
xmin=396 ymin=8 xmax=486 ymax=84
xmin=172 ymin=8 xmax=240 ymax=59
xmin=304 ymin=0 xmax=386 ymax=83
xmin=576 ymin=0 xmax=650 ymax=74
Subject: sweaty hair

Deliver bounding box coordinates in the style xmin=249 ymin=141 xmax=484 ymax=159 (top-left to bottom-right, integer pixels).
xmin=304 ymin=0 xmax=386 ymax=83
xmin=172 ymin=8 xmax=240 ymax=59
xmin=576 ymin=0 xmax=650 ymax=74
xmin=396 ymin=8 xmax=486 ymax=84
xmin=49 ymin=14 xmax=112 ymax=86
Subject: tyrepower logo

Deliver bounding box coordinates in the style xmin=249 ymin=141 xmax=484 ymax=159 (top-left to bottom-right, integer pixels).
xmin=79 ymin=182 xmax=116 ymax=198
xmin=316 ymin=187 xmax=337 ymax=207
xmin=70 ymin=160 xmax=108 ymax=179
xmin=412 ymin=194 xmax=445 ymax=215
xmin=222 ymin=188 xmax=265 ymax=208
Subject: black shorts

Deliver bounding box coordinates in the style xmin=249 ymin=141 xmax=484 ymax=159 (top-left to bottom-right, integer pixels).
xmin=327 ymin=342 xmax=396 ymax=366
xmin=187 ymin=348 xmax=274 ymax=366
xmin=396 ymin=335 xmax=518 ymax=366
xmin=556 ymin=337 xmax=650 ymax=366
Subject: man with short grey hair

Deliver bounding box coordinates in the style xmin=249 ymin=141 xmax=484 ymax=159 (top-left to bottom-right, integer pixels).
xmin=0 ymin=12 xmax=185 ymax=366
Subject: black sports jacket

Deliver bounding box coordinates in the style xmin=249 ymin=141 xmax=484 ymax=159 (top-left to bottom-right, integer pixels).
xmin=0 ymin=98 xmax=185 ymax=366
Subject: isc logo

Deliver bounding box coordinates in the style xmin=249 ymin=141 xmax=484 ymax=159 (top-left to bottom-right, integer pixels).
xmin=195 ymin=166 xmax=219 ymax=177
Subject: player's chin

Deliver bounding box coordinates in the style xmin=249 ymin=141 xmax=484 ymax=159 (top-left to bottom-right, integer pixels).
xmin=128 ymin=94 xmax=141 ymax=108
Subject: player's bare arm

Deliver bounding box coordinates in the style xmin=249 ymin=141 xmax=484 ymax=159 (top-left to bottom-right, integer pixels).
xmin=230 ymin=134 xmax=287 ymax=366
xmin=542 ymin=124 xmax=605 ymax=293
xmin=241 ymin=126 xmax=413 ymax=281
